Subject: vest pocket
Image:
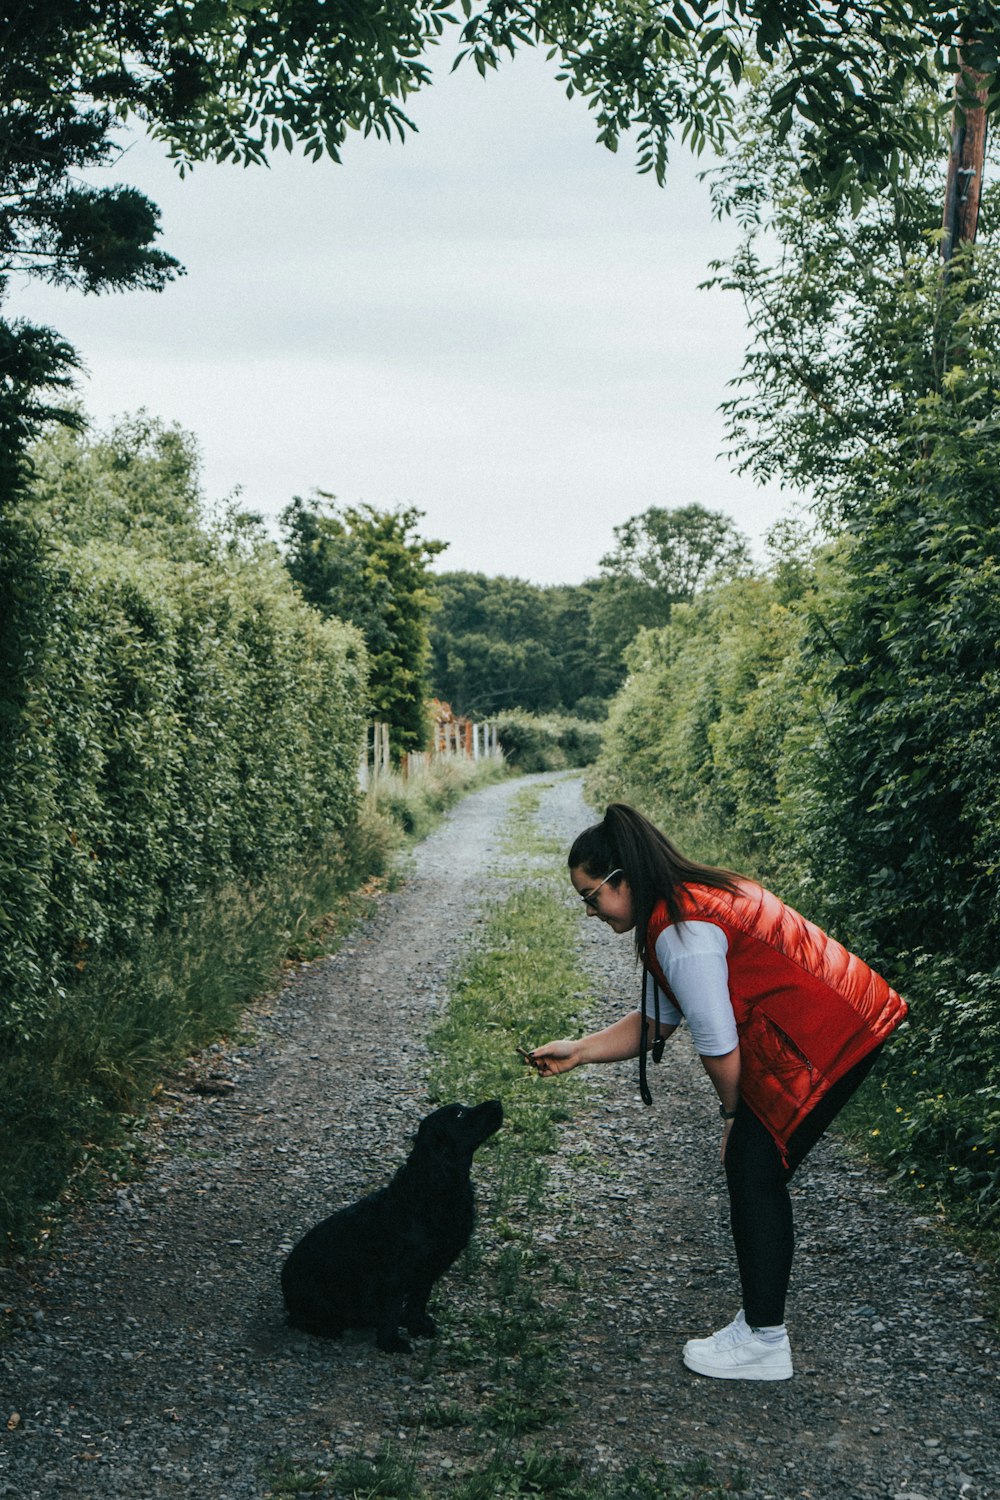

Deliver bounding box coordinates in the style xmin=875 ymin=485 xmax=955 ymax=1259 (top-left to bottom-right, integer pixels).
xmin=761 ymin=1013 xmax=815 ymax=1074
xmin=738 ymin=1009 xmax=818 ymax=1139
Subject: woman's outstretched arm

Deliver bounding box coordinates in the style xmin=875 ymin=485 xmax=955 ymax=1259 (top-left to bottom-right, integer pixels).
xmin=525 ymin=1012 xmax=678 ymax=1076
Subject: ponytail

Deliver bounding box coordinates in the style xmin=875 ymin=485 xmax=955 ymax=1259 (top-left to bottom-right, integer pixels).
xmin=569 ymin=803 xmax=742 ymax=964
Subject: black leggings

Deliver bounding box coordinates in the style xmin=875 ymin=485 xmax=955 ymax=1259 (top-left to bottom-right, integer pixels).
xmin=723 ymin=1050 xmax=881 ymax=1327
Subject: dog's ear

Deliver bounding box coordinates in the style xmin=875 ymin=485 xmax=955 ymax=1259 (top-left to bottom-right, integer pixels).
xmin=415 ymin=1107 xmax=444 ymax=1150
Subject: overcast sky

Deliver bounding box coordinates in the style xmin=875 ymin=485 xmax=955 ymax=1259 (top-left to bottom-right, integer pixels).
xmin=14 ymin=48 xmax=798 ymax=586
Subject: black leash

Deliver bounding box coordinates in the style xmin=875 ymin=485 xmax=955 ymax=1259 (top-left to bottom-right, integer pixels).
xmin=638 ymin=966 xmax=666 ymax=1106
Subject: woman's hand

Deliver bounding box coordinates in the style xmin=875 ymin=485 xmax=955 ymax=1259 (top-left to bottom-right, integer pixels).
xmin=720 ymin=1117 xmax=734 ymax=1164
xmin=521 ymin=1039 xmax=582 ymax=1077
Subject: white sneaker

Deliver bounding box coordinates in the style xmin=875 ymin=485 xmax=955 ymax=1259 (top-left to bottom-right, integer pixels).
xmin=682 ymin=1310 xmax=793 ymax=1381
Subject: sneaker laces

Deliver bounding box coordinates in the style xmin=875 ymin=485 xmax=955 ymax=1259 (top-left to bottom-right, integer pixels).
xmin=708 ymin=1311 xmax=751 ymax=1349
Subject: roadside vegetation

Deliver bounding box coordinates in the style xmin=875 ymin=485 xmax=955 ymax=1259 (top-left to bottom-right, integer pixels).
xmin=586 ymin=97 xmax=1000 ymax=1270
xmin=0 ymin=417 xmax=510 ymax=1257
xmin=0 ymin=744 xmax=504 ymax=1261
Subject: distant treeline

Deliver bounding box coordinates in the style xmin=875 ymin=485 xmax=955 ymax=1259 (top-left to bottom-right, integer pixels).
xmin=429 ymin=572 xmax=612 ymax=720
xmin=281 ymin=493 xmax=752 ymax=725
xmin=428 ymin=503 xmax=751 ymax=720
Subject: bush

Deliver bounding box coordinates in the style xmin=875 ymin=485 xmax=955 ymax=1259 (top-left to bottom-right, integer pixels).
xmin=586 ymin=520 xmax=1000 ymax=1247
xmin=585 ymin=571 xmax=819 ymax=884
xmin=849 ymin=955 xmax=1000 ymax=1231
xmin=1 ymin=418 xmax=384 ymax=1252
xmin=495 ymin=710 xmax=602 ymax=773
xmin=0 ymin=820 xmax=385 ymax=1249
xmin=0 ymin=514 xmax=368 ymax=1045
xmin=0 ymin=417 xmax=511 ymax=1258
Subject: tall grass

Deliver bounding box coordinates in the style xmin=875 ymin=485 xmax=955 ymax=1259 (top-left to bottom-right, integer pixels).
xmin=368 ymin=756 xmax=507 ymax=841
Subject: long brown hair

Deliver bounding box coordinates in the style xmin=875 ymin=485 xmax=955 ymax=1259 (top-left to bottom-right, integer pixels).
xmin=568 ymin=803 xmax=742 ymax=964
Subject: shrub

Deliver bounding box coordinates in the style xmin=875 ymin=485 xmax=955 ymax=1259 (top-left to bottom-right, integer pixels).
xmin=0 ymin=513 xmax=368 ymax=1044
xmin=0 ymin=417 xmax=509 ymax=1257
xmin=585 ymin=571 xmax=819 ymax=884
xmin=367 ymin=755 xmax=507 ymax=841
xmin=495 ymin=710 xmax=602 ymax=773
xmin=586 ymin=521 xmax=1000 ymax=1246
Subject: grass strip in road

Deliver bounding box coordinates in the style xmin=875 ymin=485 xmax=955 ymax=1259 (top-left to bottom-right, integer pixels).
xmin=419 ymin=877 xmax=589 ymax=1440
xmin=497 ymin=781 xmax=567 ymax=863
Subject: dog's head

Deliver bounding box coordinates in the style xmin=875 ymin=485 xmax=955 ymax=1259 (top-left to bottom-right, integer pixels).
xmin=414 ymin=1100 xmax=504 ymax=1165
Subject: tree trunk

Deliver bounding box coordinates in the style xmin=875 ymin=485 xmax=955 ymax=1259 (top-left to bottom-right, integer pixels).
xmin=941 ymin=63 xmax=990 ymax=261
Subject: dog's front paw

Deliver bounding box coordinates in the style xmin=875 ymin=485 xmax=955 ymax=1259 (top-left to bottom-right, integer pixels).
xmin=406 ymin=1312 xmax=438 ymax=1339
xmin=376 ymin=1331 xmax=413 ymax=1354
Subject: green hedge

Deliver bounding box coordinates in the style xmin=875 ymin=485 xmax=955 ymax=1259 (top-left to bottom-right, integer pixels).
xmin=495 ymin=709 xmax=602 ymax=773
xmin=0 ymin=511 xmax=368 ymax=1044
xmin=587 ymin=547 xmax=1000 ymax=1241
xmin=584 ymin=573 xmax=817 ymax=884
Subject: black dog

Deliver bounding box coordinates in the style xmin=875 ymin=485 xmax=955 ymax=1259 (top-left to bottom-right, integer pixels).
xmin=281 ymin=1099 xmax=503 ymax=1353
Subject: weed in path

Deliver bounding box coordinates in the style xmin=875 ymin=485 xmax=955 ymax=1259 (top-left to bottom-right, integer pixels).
xmin=500 ymin=784 xmax=565 ymax=863
xmin=275 ymin=1449 xmax=747 ymax=1500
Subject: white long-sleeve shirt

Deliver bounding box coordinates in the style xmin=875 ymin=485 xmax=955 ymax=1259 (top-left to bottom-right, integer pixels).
xmin=639 ymin=921 xmax=738 ymax=1057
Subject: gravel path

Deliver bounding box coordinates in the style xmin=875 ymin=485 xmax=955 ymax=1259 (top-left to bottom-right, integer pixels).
xmin=1 ymin=774 xmax=998 ymax=1500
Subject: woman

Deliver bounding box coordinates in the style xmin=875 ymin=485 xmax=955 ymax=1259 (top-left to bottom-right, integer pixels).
xmin=524 ymin=803 xmax=907 ymax=1382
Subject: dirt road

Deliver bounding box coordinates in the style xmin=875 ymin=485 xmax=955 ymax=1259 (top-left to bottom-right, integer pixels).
xmin=1 ymin=775 xmax=997 ymax=1499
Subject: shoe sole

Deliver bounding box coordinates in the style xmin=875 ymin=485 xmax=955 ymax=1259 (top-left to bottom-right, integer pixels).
xmin=682 ymin=1350 xmax=793 ymax=1381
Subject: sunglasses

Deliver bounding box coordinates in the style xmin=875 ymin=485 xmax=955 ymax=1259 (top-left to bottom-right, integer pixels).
xmin=580 ymin=869 xmax=623 ymax=909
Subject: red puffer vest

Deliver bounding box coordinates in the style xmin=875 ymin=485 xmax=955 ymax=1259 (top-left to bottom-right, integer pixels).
xmin=645 ymin=882 xmax=907 ymax=1157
